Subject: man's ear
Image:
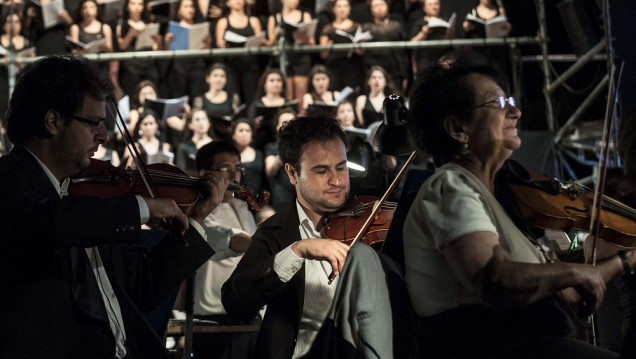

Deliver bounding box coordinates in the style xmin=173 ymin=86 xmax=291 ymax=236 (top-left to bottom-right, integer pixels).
xmin=443 ymin=115 xmax=468 ymax=144
xmin=284 ymin=163 xmax=298 ymax=185
xmin=44 ymin=110 xmax=62 ymax=136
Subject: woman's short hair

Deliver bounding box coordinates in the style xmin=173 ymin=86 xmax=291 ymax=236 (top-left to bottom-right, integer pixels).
xmin=408 ymin=52 xmax=502 ymax=165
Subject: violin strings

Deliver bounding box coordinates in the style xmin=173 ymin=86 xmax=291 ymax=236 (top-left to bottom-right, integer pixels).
xmin=579 ymin=183 xmax=636 ymax=219
xmin=355 ymin=202 xmax=397 ymax=211
xmin=131 ymin=169 xmax=200 ymax=186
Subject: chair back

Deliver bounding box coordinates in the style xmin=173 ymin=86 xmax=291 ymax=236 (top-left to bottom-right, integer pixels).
xmin=381 ymin=168 xmax=434 ymax=274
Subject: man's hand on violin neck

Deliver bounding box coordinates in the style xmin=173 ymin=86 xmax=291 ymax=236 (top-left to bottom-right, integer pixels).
xmin=190 ymin=172 xmax=229 ymax=224
xmin=291 ymin=239 xmax=350 ymax=276
xmin=144 ymin=197 xmax=189 ymax=234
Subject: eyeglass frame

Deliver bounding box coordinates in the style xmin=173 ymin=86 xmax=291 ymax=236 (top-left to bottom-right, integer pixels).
xmin=209 ymin=165 xmax=246 ymax=176
xmin=473 ymin=96 xmax=516 ymax=110
xmin=71 ymin=115 xmax=107 ymax=132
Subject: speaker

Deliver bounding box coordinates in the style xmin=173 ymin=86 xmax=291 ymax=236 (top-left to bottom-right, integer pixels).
xmin=556 ymin=0 xmax=602 ymax=56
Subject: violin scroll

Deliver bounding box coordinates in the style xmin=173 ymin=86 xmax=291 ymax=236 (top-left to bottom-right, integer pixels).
xmin=231 ymin=183 xmax=271 ymax=212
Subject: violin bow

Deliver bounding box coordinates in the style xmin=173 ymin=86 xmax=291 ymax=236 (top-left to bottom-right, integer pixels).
xmin=107 ymin=99 xmax=161 ymax=199
xmin=583 ymin=60 xmax=623 ymax=346
xmin=327 ymin=150 xmax=417 ymax=284
xmin=587 ymin=61 xmax=623 ymax=266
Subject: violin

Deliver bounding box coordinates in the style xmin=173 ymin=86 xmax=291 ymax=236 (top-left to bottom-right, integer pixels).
xmin=505 ymin=160 xmax=636 ymax=248
xmin=322 ymin=195 xmax=396 ymax=250
xmin=71 ymin=159 xmax=270 ymax=213
xmin=324 ymin=150 xmax=418 ymax=284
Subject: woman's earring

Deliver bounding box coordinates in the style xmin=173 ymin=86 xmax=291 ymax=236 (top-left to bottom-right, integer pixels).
xmin=463 ymin=135 xmax=469 ymax=149
xmin=138 ymin=130 xmax=143 ymax=136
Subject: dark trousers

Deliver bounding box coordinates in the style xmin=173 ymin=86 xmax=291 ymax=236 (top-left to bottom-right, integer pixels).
xmin=418 ymin=298 xmax=618 ymax=359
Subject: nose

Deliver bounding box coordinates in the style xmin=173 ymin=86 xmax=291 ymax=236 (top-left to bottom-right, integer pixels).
xmin=96 ymin=126 xmax=109 ymax=144
xmin=329 ymin=172 xmax=343 ymax=186
xmin=507 ymin=103 xmax=521 ymax=119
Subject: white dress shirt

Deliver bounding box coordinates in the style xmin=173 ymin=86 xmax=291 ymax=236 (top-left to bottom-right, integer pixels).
xmin=273 ymin=201 xmax=338 ymax=358
xmin=195 ymin=198 xmax=257 ymax=316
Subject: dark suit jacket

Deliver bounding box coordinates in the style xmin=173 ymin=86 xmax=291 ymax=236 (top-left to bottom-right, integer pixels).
xmin=0 ymin=145 xmax=213 ymax=359
xmin=222 ymin=200 xmax=305 ymax=359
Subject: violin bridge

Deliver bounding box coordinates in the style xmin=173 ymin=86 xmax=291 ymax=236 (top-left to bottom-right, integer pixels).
xmin=559 ymin=179 xmax=581 ymax=201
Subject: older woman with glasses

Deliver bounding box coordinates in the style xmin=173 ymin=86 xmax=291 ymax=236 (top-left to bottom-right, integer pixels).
xmin=402 ymin=53 xmax=630 ymax=359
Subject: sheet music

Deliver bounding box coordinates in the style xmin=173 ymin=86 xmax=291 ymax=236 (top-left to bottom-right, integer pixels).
xmin=168 ymin=21 xmax=210 ymax=50
xmin=334 ymin=86 xmax=353 ymax=104
xmin=225 ymin=30 xmax=265 ymax=47
xmin=65 ymin=35 xmax=107 ymax=54
xmin=134 ymin=23 xmax=160 ymax=50
xmin=334 ymin=26 xmax=372 ymax=43
xmin=145 ymin=95 xmax=189 ymax=122
xmin=32 ymin=0 xmax=64 ymax=29
xmin=224 ymin=30 xmax=247 ymax=43
xmin=245 ymin=32 xmax=266 ymax=47
xmin=291 ymin=19 xmax=318 ymax=44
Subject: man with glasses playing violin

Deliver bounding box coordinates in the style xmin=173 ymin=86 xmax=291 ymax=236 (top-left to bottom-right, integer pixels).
xmin=0 ymin=55 xmax=228 ymax=359
xmin=191 ymin=140 xmax=259 ymax=359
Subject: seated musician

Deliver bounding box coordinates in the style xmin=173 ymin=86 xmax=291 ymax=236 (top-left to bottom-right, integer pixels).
xmin=402 ymin=53 xmax=634 ymax=359
xmin=0 ymin=55 xmax=227 ymax=359
xmin=222 ymin=116 xmax=393 ymax=358
xmin=191 ymin=140 xmax=258 ymax=358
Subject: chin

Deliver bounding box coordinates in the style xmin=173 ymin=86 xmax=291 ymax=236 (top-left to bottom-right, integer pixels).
xmin=79 ymin=157 xmax=92 ymax=171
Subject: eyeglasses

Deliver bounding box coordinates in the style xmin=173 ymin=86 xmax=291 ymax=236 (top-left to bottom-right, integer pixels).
xmin=474 ymin=96 xmax=516 ymax=110
xmin=210 ymin=166 xmax=246 ymax=176
xmin=71 ymin=115 xmax=107 ymax=132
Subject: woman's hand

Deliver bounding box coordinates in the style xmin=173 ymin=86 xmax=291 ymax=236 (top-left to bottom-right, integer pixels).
xmin=208 ymin=5 xmax=222 ymax=18
xmin=129 ymin=20 xmax=145 ymax=36
xmin=462 ymin=20 xmax=474 ymax=33
xmin=58 ymin=9 xmax=73 ymax=25
xmin=165 ymin=32 xmax=175 ymax=44
xmin=203 ymin=34 xmax=212 ymax=48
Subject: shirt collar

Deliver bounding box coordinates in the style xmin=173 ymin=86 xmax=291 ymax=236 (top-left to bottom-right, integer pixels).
xmin=25 ymin=147 xmax=70 ymax=197
xmin=296 ymin=200 xmax=323 ymax=239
